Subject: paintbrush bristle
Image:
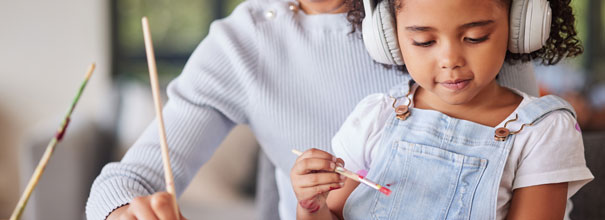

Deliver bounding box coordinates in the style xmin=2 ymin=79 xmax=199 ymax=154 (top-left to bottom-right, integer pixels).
xmin=85 ymin=63 xmax=95 ymax=80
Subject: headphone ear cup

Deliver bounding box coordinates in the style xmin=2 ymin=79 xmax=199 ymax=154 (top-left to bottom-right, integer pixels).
xmin=508 ymin=0 xmax=552 ymax=54
xmin=528 ymin=0 xmax=551 ymax=52
xmin=362 ymin=0 xmax=404 ymax=65
xmin=377 ymin=1 xmax=404 ymax=65
xmin=509 ymin=0 xmax=528 ymax=53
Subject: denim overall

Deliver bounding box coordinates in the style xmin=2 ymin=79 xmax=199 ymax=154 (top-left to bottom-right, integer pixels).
xmin=343 ymin=81 xmax=575 ymax=220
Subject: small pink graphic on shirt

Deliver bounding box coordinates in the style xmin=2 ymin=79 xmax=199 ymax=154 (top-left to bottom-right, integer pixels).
xmin=575 ymin=123 xmax=582 ymax=132
xmin=356 ymin=169 xmax=368 ymax=177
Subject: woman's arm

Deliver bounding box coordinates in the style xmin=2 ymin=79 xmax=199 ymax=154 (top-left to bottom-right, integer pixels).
xmin=86 ymin=2 xmax=260 ymax=219
xmin=506 ymin=182 xmax=568 ymax=220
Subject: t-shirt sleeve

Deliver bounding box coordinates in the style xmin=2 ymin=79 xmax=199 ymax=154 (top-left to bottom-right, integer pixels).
xmin=331 ymin=93 xmax=392 ymax=174
xmin=512 ymin=110 xmax=594 ymax=198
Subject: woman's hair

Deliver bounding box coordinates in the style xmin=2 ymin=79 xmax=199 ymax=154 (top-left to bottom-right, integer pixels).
xmin=345 ymin=0 xmax=583 ymax=65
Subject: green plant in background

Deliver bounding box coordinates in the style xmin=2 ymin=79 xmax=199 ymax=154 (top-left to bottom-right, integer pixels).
xmin=113 ymin=0 xmax=244 ymax=84
xmin=571 ymin=0 xmax=587 ymax=68
xmin=573 ymin=0 xmax=605 ymax=84
xmin=596 ymin=0 xmax=605 ymax=83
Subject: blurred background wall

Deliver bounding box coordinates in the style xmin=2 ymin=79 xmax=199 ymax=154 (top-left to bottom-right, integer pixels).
xmin=0 ymin=0 xmax=112 ymax=218
xmin=0 ymin=0 xmax=603 ymax=219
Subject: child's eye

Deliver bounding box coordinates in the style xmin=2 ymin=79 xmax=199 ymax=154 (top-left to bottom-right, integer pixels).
xmin=412 ymin=40 xmax=435 ymax=47
xmin=464 ymin=35 xmax=490 ymax=44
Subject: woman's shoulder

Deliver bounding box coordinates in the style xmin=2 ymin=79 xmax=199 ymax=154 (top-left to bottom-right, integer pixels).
xmin=214 ymin=0 xmax=286 ymax=27
xmin=237 ymin=0 xmax=328 ymax=23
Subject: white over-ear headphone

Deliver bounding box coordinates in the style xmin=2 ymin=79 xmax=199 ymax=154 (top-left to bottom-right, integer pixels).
xmin=361 ymin=0 xmax=553 ymax=65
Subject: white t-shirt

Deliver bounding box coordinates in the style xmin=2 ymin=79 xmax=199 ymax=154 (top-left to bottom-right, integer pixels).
xmin=331 ymin=89 xmax=594 ymax=219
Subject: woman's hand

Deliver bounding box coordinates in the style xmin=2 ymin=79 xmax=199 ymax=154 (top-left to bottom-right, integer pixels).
xmin=106 ymin=192 xmax=187 ymax=220
xmin=290 ymin=148 xmax=345 ymax=215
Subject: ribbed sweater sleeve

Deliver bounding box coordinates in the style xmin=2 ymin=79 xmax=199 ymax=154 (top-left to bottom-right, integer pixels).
xmin=85 ymin=2 xmax=258 ymax=219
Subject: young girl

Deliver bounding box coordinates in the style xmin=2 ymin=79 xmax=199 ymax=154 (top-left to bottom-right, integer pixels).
xmin=291 ymin=0 xmax=593 ymax=219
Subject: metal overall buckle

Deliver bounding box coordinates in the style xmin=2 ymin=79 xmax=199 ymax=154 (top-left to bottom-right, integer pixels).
xmin=494 ymin=114 xmax=534 ymax=141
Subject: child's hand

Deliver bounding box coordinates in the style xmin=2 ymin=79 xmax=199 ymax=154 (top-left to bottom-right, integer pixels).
xmin=106 ymin=192 xmax=187 ymax=220
xmin=290 ymin=148 xmax=346 ymax=213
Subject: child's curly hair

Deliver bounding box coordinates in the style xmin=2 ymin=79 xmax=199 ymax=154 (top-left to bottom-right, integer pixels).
xmin=345 ymin=0 xmax=583 ymax=65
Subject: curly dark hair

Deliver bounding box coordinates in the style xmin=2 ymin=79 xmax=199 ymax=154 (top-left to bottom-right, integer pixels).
xmin=345 ymin=0 xmax=583 ymax=65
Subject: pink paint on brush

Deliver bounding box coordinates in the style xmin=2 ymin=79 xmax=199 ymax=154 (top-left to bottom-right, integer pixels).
xmin=356 ymin=174 xmax=392 ymax=196
xmin=379 ymin=186 xmax=392 ymax=196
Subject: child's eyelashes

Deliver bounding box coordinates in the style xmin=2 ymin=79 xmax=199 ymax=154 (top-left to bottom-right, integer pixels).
xmin=411 ymin=35 xmax=490 ymax=47
xmin=412 ymin=40 xmax=435 ymax=47
xmin=464 ymin=35 xmax=490 ymax=44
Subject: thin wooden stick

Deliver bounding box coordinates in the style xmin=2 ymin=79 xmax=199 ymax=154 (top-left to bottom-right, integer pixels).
xmin=141 ymin=16 xmax=179 ymax=214
xmin=10 ymin=63 xmax=96 ymax=220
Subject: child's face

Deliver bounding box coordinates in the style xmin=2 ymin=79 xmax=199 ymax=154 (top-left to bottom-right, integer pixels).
xmin=396 ymin=0 xmax=509 ymax=106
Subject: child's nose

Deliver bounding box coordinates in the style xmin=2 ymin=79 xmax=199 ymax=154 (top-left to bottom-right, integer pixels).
xmin=438 ymin=43 xmax=466 ymax=70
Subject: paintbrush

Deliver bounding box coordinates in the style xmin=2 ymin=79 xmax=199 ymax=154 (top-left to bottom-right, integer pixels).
xmin=291 ymin=149 xmax=391 ymax=196
xmin=10 ymin=63 xmax=96 ymax=220
xmin=141 ymin=16 xmax=180 ymax=216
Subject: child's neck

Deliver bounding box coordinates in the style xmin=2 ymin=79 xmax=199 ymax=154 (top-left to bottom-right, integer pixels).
xmin=414 ymin=81 xmax=523 ymax=127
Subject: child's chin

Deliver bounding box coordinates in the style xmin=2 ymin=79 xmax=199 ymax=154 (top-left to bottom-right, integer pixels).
xmin=437 ymin=94 xmax=474 ymax=106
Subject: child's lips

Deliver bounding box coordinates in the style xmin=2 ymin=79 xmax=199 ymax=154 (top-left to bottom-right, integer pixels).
xmin=439 ymin=79 xmax=471 ymax=91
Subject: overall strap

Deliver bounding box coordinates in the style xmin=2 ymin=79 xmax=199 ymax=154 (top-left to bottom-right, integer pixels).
xmin=516 ymin=95 xmax=576 ymax=125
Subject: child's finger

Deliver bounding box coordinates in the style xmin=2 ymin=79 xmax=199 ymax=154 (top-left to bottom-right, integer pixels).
xmin=297 ymin=182 xmax=346 ymax=200
xmin=292 ymin=157 xmax=337 ymax=175
xmin=292 ymin=172 xmax=343 ymax=188
xmin=335 ymin=158 xmax=345 ymax=168
xmin=296 ymin=148 xmax=336 ymax=162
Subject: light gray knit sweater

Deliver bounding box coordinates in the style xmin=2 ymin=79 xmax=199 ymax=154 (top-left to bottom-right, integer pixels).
xmin=86 ymin=0 xmax=538 ymax=219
